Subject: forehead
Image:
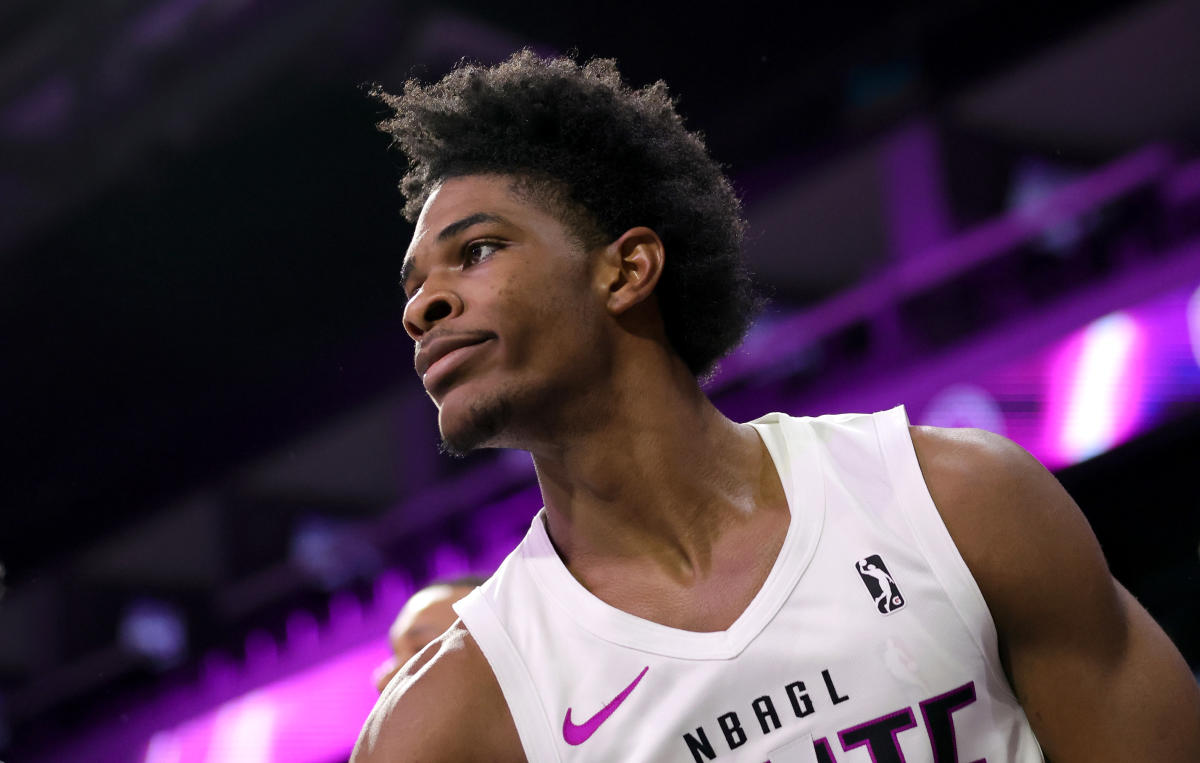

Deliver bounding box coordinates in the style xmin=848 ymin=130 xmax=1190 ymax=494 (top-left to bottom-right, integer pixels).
xmin=421 ymin=174 xmax=510 ymax=218
xmin=388 ymin=585 xmax=459 ymax=636
xmin=407 ymin=175 xmax=539 ymax=252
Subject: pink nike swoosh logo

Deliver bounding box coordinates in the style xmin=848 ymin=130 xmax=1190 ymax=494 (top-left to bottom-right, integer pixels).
xmin=562 ymin=666 xmax=649 ymax=745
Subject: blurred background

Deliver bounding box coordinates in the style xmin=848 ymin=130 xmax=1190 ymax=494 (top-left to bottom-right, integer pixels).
xmin=3 ymin=0 xmax=1200 ymax=760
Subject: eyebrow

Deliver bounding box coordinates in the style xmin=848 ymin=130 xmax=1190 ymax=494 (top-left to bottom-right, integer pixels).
xmin=400 ymin=212 xmax=511 ymax=293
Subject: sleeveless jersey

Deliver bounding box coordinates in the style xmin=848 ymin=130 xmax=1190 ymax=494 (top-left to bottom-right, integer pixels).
xmin=453 ymin=407 xmax=1044 ymax=762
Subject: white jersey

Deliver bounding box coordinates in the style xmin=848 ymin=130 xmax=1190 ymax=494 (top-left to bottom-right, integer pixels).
xmin=454 ymin=407 xmax=1044 ymax=762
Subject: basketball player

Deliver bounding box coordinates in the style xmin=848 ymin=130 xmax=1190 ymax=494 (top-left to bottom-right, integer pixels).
xmin=352 ymin=52 xmax=1200 ymax=761
xmin=372 ymin=576 xmax=484 ymax=693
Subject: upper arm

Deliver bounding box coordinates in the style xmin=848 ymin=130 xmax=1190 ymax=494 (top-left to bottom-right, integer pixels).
xmin=910 ymin=425 xmax=1200 ymax=762
xmin=352 ymin=620 xmax=523 ymax=763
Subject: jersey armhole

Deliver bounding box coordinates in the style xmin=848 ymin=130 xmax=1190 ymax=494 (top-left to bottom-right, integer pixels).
xmin=454 ymin=589 xmax=562 ymax=762
xmin=872 ymin=406 xmax=1017 ymax=699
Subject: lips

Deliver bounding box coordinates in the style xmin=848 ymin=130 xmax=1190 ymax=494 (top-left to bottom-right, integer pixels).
xmin=415 ymin=332 xmax=494 ymax=391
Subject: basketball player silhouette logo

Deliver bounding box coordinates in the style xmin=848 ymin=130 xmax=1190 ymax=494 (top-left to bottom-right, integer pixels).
xmin=855 ymin=555 xmax=906 ymax=615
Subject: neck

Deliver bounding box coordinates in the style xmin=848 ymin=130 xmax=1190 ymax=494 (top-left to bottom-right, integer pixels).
xmin=526 ymin=341 xmax=781 ymax=585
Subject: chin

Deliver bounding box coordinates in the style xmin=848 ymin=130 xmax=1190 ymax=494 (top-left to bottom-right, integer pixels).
xmin=436 ymin=388 xmax=515 ymax=457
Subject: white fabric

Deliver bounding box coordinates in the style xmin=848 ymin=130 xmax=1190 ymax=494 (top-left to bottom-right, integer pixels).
xmin=455 ymin=407 xmax=1044 ymax=762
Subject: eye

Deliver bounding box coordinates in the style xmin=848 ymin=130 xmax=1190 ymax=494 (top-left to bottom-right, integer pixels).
xmin=464 ymin=240 xmax=503 ymax=266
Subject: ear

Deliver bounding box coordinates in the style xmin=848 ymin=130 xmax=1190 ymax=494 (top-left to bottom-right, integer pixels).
xmin=598 ymin=227 xmax=665 ymax=316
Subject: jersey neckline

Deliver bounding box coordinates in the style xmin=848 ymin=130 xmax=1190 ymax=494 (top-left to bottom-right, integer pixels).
xmin=520 ymin=413 xmax=827 ymax=660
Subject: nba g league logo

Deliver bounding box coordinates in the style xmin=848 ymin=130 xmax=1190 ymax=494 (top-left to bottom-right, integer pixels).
xmin=855 ymin=555 xmax=905 ymax=615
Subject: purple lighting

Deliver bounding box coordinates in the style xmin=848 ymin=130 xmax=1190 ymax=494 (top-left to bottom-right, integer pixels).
xmin=120 ymin=599 xmax=188 ymax=669
xmin=1045 ymin=313 xmax=1146 ymax=467
xmin=709 ymin=144 xmax=1174 ymax=390
xmin=140 ymin=642 xmax=386 ymax=763
xmin=430 ymin=543 xmax=470 ymax=580
xmin=882 ymin=121 xmax=952 ymax=260
xmin=1189 ymin=283 xmax=1200 ymax=370
xmin=920 ymin=384 xmax=1007 ymax=435
xmin=910 ymin=279 xmax=1198 ymax=471
xmin=1007 ymin=158 xmax=1093 ymax=254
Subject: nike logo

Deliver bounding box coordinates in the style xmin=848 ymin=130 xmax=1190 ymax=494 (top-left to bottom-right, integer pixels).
xmin=562 ymin=666 xmax=649 ymax=745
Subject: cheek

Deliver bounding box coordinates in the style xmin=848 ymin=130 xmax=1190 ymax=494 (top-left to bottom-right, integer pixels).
xmin=493 ymin=270 xmax=600 ymax=364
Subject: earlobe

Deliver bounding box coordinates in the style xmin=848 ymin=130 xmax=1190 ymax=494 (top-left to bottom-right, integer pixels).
xmin=605 ymin=227 xmax=665 ymax=316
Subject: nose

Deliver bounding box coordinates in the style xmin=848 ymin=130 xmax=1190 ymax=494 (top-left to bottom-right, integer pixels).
xmin=403 ymin=284 xmax=463 ymax=340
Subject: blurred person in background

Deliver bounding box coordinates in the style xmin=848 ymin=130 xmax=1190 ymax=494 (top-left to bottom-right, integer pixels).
xmin=372 ymin=576 xmax=485 ymax=693
xmin=353 ymin=51 xmax=1200 ymax=762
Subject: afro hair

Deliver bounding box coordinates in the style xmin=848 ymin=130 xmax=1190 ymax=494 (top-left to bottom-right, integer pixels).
xmin=373 ymin=50 xmax=761 ymax=377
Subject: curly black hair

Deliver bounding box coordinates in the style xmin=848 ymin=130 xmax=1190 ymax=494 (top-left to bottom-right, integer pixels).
xmin=372 ymin=50 xmax=761 ymax=377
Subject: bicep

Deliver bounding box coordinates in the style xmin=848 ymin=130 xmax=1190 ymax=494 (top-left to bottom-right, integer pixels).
xmin=1004 ymin=576 xmax=1199 ymax=761
xmin=911 ymin=426 xmax=1200 ymax=762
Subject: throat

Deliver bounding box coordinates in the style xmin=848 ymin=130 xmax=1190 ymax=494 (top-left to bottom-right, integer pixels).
xmin=533 ymin=407 xmax=793 ymax=631
xmin=558 ymin=499 xmax=790 ymax=633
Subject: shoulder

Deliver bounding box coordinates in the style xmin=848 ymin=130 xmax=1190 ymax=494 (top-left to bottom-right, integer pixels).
xmin=352 ymin=619 xmax=523 ymax=763
xmin=907 ymin=423 xmax=1036 ymax=492
xmin=906 ymin=424 xmax=1091 ymax=561
xmin=905 ymin=425 xmax=1117 ymax=641
xmin=905 ymin=423 xmax=1091 ymax=554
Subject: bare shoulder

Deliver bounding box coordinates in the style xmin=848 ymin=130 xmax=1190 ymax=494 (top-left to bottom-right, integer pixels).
xmin=907 ymin=423 xmax=1054 ymax=512
xmin=907 ymin=424 xmax=1095 ymax=561
xmin=352 ymin=619 xmax=523 ymax=763
xmin=905 ymin=424 xmax=1114 ymax=629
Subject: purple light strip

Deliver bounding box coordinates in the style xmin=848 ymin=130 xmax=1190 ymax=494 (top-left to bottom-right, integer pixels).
xmin=711 ymin=144 xmax=1173 ymax=388
xmin=881 ymin=121 xmax=952 ymax=260
xmin=776 ymin=238 xmax=1200 ymax=464
xmin=1045 ymin=313 xmax=1147 ymax=466
xmin=893 ymin=145 xmax=1170 ymax=293
xmin=139 ymin=640 xmax=386 ymax=763
xmin=1190 ymin=283 xmax=1200 ymax=369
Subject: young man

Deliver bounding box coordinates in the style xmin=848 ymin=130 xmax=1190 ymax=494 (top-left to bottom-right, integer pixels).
xmin=353 ymin=52 xmax=1200 ymax=762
